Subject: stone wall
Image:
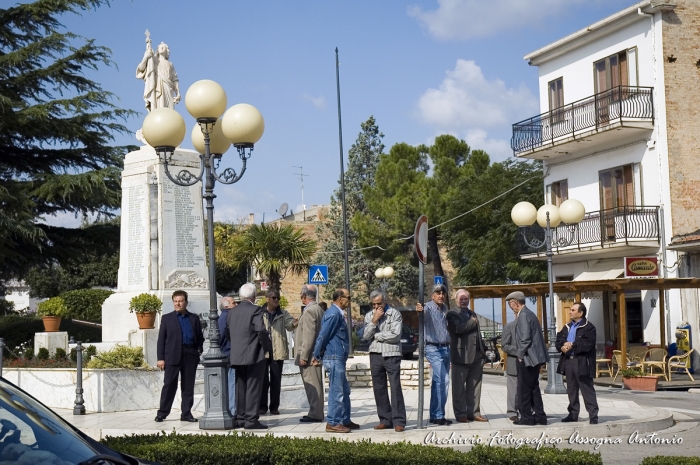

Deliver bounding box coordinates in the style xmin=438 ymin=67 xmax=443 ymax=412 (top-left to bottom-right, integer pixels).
xmin=662 ymin=1 xmax=700 ymax=240
xmin=323 ymin=359 xmax=430 ymax=389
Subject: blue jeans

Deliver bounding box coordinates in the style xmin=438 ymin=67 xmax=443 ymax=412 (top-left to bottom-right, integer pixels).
xmin=227 ymin=367 xmax=236 ymax=416
xmin=323 ymin=358 xmax=351 ymax=426
xmin=425 ymin=344 xmax=450 ymax=420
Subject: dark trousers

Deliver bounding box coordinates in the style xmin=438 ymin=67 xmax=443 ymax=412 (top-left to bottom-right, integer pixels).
xmin=370 ymin=353 xmax=406 ymax=427
xmin=563 ymin=358 xmax=599 ymax=419
xmin=235 ymin=359 xmax=266 ymax=427
xmin=516 ymin=360 xmax=546 ymax=424
xmin=452 ymin=360 xmax=484 ymax=419
xmin=157 ymin=347 xmax=199 ymax=419
xmin=260 ymin=358 xmax=284 ymax=412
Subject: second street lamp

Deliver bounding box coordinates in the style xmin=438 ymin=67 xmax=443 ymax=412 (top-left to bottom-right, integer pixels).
xmin=142 ymin=79 xmax=264 ymax=429
xmin=511 ymin=198 xmax=585 ymax=395
xmin=374 ymin=266 xmax=395 ymax=292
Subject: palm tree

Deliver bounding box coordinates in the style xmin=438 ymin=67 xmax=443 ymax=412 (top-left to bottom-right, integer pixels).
xmin=231 ymin=223 xmax=316 ymax=290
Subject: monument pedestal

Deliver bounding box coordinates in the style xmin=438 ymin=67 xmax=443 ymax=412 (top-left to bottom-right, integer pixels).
xmin=34 ymin=332 xmax=68 ymax=357
xmin=128 ymin=328 xmax=159 ymax=367
xmin=102 ymin=145 xmax=216 ymax=344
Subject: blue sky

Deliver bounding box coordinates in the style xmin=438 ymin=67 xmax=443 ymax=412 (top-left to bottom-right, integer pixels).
xmin=50 ymin=0 xmax=634 ymax=231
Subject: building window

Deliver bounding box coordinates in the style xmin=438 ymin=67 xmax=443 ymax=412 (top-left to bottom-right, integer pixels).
xmin=548 ymin=77 xmax=564 ymax=123
xmin=594 ymin=51 xmax=629 ymax=93
xmin=548 ymin=179 xmax=568 ymax=206
xmin=599 ymin=164 xmax=634 ymax=210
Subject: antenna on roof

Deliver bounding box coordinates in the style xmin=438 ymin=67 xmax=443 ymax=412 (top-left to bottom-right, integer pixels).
xmin=293 ymin=166 xmax=309 ymax=221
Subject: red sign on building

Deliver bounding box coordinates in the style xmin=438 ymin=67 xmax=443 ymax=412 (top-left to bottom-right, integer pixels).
xmin=624 ymin=257 xmax=659 ymax=278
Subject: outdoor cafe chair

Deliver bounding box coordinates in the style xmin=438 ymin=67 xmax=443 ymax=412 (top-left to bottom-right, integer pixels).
xmin=668 ymin=348 xmax=695 ymax=382
xmin=641 ymin=348 xmax=668 ymax=381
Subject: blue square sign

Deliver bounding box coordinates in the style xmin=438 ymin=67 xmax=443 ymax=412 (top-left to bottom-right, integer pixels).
xmin=309 ymin=264 xmax=329 ymax=285
xmin=434 ymin=276 xmax=444 ymax=285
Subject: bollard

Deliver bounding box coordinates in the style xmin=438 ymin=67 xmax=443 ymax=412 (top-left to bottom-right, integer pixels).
xmin=0 ymin=338 xmax=4 ymax=378
xmin=73 ymin=341 xmax=85 ymax=415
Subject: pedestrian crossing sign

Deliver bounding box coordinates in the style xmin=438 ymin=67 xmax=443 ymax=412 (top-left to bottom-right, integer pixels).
xmin=308 ymin=264 xmax=329 ymax=285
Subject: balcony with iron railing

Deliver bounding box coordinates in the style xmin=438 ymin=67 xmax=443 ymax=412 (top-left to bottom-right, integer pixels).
xmin=511 ymin=86 xmax=654 ymax=160
xmin=517 ymin=206 xmax=660 ymax=258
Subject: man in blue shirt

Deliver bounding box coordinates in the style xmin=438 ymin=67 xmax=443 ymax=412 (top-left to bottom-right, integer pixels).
xmin=311 ymin=288 xmax=359 ymax=433
xmin=155 ymin=290 xmax=204 ymax=422
xmin=416 ymin=284 xmax=452 ymax=425
xmin=218 ymin=294 xmax=239 ymax=417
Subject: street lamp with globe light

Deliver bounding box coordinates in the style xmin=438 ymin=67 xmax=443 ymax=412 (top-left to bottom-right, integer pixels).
xmin=510 ymin=198 xmax=586 ymax=394
xmin=374 ymin=266 xmax=395 ymax=292
xmin=141 ymin=79 xmax=264 ymax=429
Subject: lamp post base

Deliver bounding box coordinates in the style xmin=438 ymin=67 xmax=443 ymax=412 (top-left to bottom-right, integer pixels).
xmin=199 ymin=353 xmax=235 ymax=430
xmin=544 ymin=348 xmax=567 ymax=394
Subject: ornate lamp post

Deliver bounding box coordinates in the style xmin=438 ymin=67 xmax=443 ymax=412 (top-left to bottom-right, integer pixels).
xmin=510 ymin=199 xmax=585 ymax=394
xmin=141 ymin=80 xmax=264 ymax=429
xmin=374 ymin=266 xmax=395 ymax=292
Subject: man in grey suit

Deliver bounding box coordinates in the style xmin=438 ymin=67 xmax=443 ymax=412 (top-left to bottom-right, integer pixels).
xmin=500 ymin=319 xmax=519 ymax=421
xmin=446 ymin=289 xmax=489 ymax=423
xmin=228 ymin=283 xmax=271 ymax=430
xmin=506 ymin=291 xmax=549 ymax=426
xmin=295 ymin=284 xmax=325 ymax=423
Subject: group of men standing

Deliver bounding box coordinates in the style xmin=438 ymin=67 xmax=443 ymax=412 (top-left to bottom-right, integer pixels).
xmin=154 ymin=283 xmax=599 ymax=431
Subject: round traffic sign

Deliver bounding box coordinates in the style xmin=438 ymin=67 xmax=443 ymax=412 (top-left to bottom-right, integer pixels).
xmin=414 ymin=215 xmax=428 ymax=264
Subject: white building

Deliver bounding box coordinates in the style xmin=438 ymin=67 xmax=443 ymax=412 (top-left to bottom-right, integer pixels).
xmin=512 ymin=0 xmax=699 ymax=367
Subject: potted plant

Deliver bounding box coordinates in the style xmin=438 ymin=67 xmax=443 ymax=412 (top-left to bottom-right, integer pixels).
xmin=620 ymin=367 xmax=658 ymax=392
xmin=37 ymin=297 xmax=67 ymax=332
xmin=129 ymin=293 xmax=163 ymax=329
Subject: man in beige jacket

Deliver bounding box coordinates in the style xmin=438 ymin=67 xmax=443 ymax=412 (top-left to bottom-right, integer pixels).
xmin=260 ymin=289 xmax=298 ymax=415
xmin=295 ymin=284 xmax=325 ymax=422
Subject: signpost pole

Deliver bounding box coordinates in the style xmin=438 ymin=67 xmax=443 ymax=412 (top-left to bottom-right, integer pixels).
xmin=414 ymin=215 xmax=428 ymax=429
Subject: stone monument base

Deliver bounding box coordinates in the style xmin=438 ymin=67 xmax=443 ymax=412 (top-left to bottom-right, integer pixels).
xmin=34 ymin=332 xmax=68 ymax=357
xmin=128 ymin=328 xmax=159 ymax=367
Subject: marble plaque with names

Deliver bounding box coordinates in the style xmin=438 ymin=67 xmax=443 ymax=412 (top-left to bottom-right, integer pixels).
xmin=117 ymin=177 xmax=151 ymax=290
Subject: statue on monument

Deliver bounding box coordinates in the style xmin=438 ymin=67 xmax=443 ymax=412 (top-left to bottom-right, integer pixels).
xmin=136 ymin=30 xmax=181 ymax=111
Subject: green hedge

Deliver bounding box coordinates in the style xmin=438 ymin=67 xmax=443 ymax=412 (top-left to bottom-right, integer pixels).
xmin=59 ymin=289 xmax=113 ymax=323
xmin=102 ymin=433 xmax=602 ymax=465
xmin=641 ymin=458 xmax=700 ymax=465
xmin=0 ymin=315 xmax=101 ymax=351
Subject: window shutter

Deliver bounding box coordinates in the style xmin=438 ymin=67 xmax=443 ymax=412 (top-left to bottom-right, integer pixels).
xmin=623 ymin=164 xmax=634 ymax=207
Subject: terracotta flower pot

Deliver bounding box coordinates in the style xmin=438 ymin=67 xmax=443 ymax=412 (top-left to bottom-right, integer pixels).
xmin=623 ymin=375 xmax=658 ymax=392
xmin=136 ymin=312 xmax=157 ymax=329
xmin=42 ymin=316 xmax=61 ymax=332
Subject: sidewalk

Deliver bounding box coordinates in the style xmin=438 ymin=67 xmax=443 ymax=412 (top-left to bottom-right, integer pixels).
xmin=56 ymin=376 xmax=673 ymax=445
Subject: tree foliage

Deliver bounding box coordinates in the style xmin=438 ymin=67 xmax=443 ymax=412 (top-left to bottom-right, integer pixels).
xmin=213 ymin=222 xmax=248 ymax=295
xmin=314 ymin=116 xmax=417 ymax=304
xmin=229 ymin=223 xmax=316 ymax=291
xmin=0 ymin=0 xmax=135 ymax=278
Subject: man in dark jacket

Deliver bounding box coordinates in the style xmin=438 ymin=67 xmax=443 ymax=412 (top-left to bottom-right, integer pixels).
xmin=446 ymin=289 xmax=489 ymax=423
xmin=555 ymin=302 xmax=599 ymax=424
xmin=228 ymin=283 xmax=271 ymax=430
xmin=155 ymin=290 xmax=204 ymax=422
xmin=218 ymin=294 xmax=239 ymax=417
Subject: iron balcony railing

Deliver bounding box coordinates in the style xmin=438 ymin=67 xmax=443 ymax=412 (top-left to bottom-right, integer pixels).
xmin=517 ymin=206 xmax=660 ymax=256
xmin=511 ymin=86 xmax=654 ymax=154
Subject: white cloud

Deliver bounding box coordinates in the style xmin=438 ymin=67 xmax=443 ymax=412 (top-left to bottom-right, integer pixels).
xmin=302 ymin=93 xmax=326 ymax=110
xmin=408 ymin=0 xmax=592 ymax=41
xmin=416 ymin=59 xmax=537 ymax=161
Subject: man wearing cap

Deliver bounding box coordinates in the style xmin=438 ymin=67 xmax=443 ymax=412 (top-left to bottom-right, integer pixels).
xmin=219 ymin=294 xmax=239 ymax=417
xmin=295 ymin=284 xmax=325 ymax=423
xmin=446 ymin=289 xmax=489 ymax=423
xmin=555 ymin=302 xmax=599 ymax=424
xmin=506 ymin=291 xmax=549 ymax=426
xmin=416 ymin=284 xmax=452 ymax=425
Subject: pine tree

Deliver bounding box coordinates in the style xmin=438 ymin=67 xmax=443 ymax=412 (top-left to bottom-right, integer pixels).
xmin=315 ymin=116 xmax=416 ymax=306
xmin=0 ymin=0 xmax=134 ymax=279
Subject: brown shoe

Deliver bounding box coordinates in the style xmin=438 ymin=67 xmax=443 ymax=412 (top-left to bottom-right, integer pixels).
xmin=374 ymin=423 xmax=392 ymax=430
xmin=343 ymin=421 xmax=360 ymax=430
xmin=326 ymin=423 xmax=351 ymax=433
xmin=509 ymin=416 xmax=519 ymax=422
xmin=395 ymin=425 xmax=405 ymax=432
xmin=472 ymin=416 xmax=488 ymax=422
xmin=456 ymin=416 xmax=469 ymax=423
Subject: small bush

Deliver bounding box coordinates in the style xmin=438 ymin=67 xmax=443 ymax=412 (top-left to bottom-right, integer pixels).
xmin=86 ymin=345 xmax=146 ymax=369
xmin=37 ymin=347 xmax=49 ymax=360
xmin=102 ymin=433 xmax=602 ymax=465
xmin=24 ymin=347 xmax=35 ymax=360
xmin=55 ymin=347 xmax=67 ymax=360
xmin=37 ymin=297 xmax=68 ymax=317
xmin=60 ymin=289 xmax=113 ymax=323
xmin=129 ymin=293 xmax=163 ymax=314
xmin=642 ymin=457 xmax=700 ymax=465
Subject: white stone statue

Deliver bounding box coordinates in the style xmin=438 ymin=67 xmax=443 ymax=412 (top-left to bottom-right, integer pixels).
xmin=136 ymin=30 xmax=181 ymax=111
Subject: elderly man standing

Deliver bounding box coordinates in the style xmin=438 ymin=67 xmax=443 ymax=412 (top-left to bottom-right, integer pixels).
xmin=312 ymin=289 xmax=359 ymax=433
xmin=501 ymin=319 xmax=519 ymax=421
xmin=446 ymin=289 xmax=489 ymax=423
xmin=555 ymin=302 xmax=599 ymax=424
xmin=363 ymin=289 xmax=406 ymax=432
xmin=295 ymin=284 xmax=325 ymax=423
xmin=416 ymin=284 xmax=452 ymax=426
xmin=260 ymin=289 xmax=298 ymax=416
xmin=218 ymin=295 xmax=239 ymax=417
xmin=229 ymin=283 xmax=271 ymax=430
xmin=506 ymin=291 xmax=549 ymax=426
